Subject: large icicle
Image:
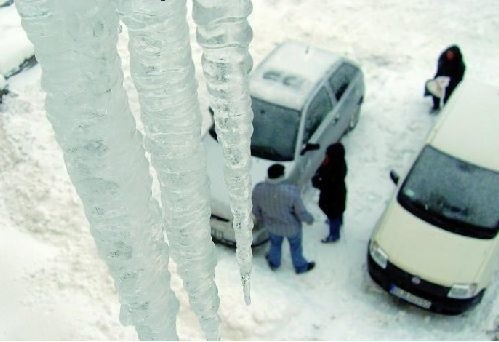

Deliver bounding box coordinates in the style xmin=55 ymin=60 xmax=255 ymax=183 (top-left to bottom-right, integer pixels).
xmin=15 ymin=0 xmax=180 ymax=339
xmin=116 ymin=0 xmax=220 ymax=339
xmin=193 ymin=0 xmax=254 ymax=304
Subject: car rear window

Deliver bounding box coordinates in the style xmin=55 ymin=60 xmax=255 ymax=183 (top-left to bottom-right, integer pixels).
xmin=250 ymin=97 xmax=301 ymax=161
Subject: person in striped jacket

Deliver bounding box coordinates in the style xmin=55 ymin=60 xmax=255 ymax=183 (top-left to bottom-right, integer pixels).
xmin=252 ymin=164 xmax=316 ymax=274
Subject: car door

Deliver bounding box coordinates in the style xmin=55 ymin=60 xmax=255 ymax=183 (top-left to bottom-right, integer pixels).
xmin=328 ymin=62 xmax=362 ymax=133
xmin=295 ymin=85 xmax=336 ymax=186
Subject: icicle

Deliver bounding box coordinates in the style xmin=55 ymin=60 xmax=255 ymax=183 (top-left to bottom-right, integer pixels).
xmin=115 ymin=0 xmax=220 ymax=339
xmin=193 ymin=0 xmax=254 ymax=305
xmin=15 ymin=0 xmax=180 ymax=340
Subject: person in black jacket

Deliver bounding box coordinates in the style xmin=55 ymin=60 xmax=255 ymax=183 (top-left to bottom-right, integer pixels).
xmin=312 ymin=142 xmax=347 ymax=243
xmin=431 ymin=45 xmax=466 ymax=111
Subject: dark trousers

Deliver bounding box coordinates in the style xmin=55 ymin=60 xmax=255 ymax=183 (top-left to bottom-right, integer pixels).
xmin=327 ymin=216 xmax=343 ymax=240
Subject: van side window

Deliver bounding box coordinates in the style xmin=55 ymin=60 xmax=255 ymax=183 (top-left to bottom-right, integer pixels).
xmin=328 ymin=63 xmax=358 ymax=101
xmin=303 ymin=86 xmax=332 ymax=143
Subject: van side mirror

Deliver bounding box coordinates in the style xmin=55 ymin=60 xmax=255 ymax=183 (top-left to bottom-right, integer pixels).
xmin=300 ymin=143 xmax=320 ymax=155
xmin=389 ymin=170 xmax=400 ymax=185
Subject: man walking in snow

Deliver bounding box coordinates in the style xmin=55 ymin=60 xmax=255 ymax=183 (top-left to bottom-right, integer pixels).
xmin=252 ymin=164 xmax=315 ymax=274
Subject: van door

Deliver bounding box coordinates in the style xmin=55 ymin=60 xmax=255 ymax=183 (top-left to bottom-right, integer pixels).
xmin=296 ymin=85 xmax=336 ymax=186
xmin=328 ymin=62 xmax=362 ymax=132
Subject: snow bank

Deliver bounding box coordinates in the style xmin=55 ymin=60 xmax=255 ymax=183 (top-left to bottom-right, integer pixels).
xmin=0 ymin=31 xmax=34 ymax=77
xmin=0 ymin=6 xmax=34 ymax=79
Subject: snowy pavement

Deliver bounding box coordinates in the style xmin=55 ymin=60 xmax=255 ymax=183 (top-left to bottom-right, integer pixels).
xmin=1 ymin=0 xmax=498 ymax=340
xmin=0 ymin=4 xmax=33 ymax=81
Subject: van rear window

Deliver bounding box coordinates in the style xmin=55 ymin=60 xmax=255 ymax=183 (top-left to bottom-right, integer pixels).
xmin=397 ymin=146 xmax=499 ymax=239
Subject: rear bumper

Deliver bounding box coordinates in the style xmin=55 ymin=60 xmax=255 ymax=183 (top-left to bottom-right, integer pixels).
xmin=367 ymin=252 xmax=484 ymax=315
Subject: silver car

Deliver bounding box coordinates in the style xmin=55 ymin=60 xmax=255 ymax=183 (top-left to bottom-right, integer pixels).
xmin=205 ymin=41 xmax=365 ymax=246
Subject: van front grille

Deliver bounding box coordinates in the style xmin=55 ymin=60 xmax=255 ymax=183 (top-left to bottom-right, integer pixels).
xmin=386 ymin=261 xmax=450 ymax=298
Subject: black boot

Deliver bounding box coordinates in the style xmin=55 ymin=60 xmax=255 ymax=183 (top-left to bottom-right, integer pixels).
xmin=296 ymin=262 xmax=315 ymax=274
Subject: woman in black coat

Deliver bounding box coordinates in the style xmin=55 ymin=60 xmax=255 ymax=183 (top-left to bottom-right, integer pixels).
xmin=312 ymin=143 xmax=347 ymax=243
xmin=431 ymin=45 xmax=466 ymax=110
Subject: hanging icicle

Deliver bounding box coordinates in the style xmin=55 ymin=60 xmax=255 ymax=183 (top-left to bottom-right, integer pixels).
xmin=15 ymin=0 xmax=179 ymax=339
xmin=116 ymin=0 xmax=220 ymax=339
xmin=193 ymin=0 xmax=255 ymax=304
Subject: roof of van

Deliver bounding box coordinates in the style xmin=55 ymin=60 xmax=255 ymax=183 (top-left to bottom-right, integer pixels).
xmin=249 ymin=41 xmax=341 ymax=111
xmin=429 ymin=80 xmax=499 ymax=171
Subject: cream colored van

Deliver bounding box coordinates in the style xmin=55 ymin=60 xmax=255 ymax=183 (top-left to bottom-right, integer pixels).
xmin=368 ymin=80 xmax=499 ymax=314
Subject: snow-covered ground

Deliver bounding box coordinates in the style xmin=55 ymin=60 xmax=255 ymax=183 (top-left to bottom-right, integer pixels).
xmin=1 ymin=0 xmax=498 ymax=340
xmin=0 ymin=4 xmax=33 ymax=81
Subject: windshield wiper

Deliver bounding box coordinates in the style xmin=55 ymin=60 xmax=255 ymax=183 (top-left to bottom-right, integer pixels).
xmin=428 ymin=193 xmax=470 ymax=219
xmin=397 ymin=192 xmax=498 ymax=239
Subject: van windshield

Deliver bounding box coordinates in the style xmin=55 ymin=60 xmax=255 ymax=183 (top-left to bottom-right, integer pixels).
xmin=250 ymin=97 xmax=300 ymax=161
xmin=398 ymin=146 xmax=499 ymax=239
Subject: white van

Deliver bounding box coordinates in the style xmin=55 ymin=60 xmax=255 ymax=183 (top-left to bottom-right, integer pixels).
xmin=205 ymin=41 xmax=365 ymax=246
xmin=368 ymin=80 xmax=499 ymax=314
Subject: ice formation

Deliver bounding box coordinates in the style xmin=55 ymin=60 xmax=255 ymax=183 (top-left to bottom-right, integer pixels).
xmin=16 ymin=0 xmax=255 ymax=337
xmin=15 ymin=0 xmax=180 ymax=339
xmin=193 ymin=0 xmax=255 ymax=304
xmin=116 ymin=0 xmax=220 ymax=339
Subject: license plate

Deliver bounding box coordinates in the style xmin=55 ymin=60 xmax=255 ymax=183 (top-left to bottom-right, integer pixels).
xmin=389 ymin=285 xmax=431 ymax=309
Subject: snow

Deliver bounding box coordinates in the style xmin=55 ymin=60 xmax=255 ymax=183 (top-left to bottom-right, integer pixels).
xmin=1 ymin=0 xmax=498 ymax=340
xmin=0 ymin=5 xmax=33 ymax=79
xmin=250 ymin=41 xmax=341 ymax=110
